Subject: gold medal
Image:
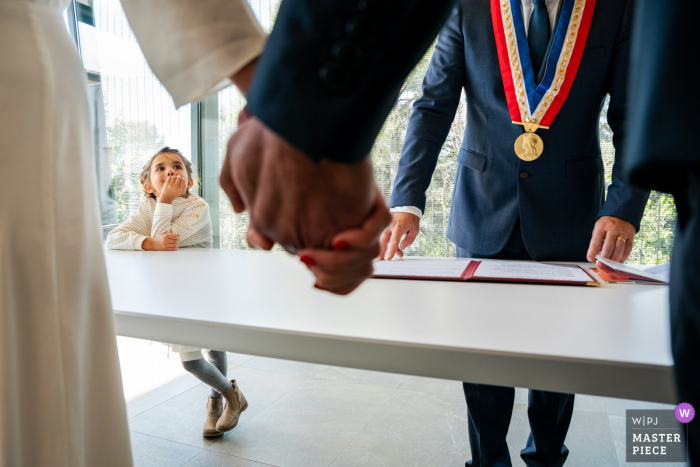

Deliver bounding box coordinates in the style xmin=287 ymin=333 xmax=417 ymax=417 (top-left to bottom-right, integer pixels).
xmin=513 ymin=121 xmax=548 ymax=161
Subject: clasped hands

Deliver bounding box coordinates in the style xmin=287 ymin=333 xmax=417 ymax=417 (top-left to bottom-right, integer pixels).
xmin=379 ymin=212 xmax=637 ymax=263
xmin=220 ymin=116 xmax=391 ymax=295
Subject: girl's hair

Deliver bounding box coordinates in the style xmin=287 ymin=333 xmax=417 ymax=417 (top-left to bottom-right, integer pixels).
xmin=139 ymin=147 xmax=198 ymax=199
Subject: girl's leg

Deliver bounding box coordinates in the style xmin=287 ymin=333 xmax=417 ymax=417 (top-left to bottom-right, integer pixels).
xmin=181 ymin=355 xmax=232 ymax=398
xmin=204 ymin=350 xmax=228 ymax=398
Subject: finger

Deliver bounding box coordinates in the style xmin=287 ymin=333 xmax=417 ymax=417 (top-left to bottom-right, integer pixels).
xmin=299 ymin=246 xmax=378 ymax=290
xmin=399 ymin=226 xmax=418 ymax=251
xmin=247 ymin=226 xmax=274 ymax=250
xmin=598 ymin=230 xmax=617 ymax=260
xmin=378 ymin=229 xmax=392 ymax=260
xmin=309 ymin=261 xmax=375 ymax=291
xmin=385 ymin=234 xmax=402 ymax=261
xmin=330 ymin=186 xmax=391 ymax=250
xmin=314 ymin=278 xmax=366 ymax=296
xmin=610 ymin=237 xmax=625 ymax=263
xmin=219 ymin=151 xmax=246 ymax=213
xmin=611 ymin=234 xmax=632 ymax=263
xmin=300 ymin=244 xmax=379 ymax=273
xmin=621 ymin=236 xmax=635 ymax=262
xmin=586 ymin=226 xmax=606 ymax=262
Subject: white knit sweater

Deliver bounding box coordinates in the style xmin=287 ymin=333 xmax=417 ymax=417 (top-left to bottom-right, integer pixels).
xmin=106 ymin=196 xmax=213 ymax=250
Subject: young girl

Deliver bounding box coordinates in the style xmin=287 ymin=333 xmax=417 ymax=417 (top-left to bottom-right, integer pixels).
xmin=107 ymin=146 xmax=247 ymax=437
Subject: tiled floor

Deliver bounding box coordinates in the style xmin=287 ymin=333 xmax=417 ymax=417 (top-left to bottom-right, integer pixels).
xmin=118 ymin=337 xmax=688 ymax=467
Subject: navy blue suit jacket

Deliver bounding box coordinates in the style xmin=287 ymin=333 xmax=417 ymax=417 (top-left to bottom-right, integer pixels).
xmin=247 ymin=0 xmax=457 ymax=163
xmin=389 ymin=0 xmax=650 ymax=261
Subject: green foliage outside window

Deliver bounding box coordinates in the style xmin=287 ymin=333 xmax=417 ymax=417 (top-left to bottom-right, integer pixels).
xmin=370 ymin=45 xmax=676 ymax=264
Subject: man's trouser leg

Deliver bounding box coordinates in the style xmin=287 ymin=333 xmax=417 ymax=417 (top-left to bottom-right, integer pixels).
xmin=671 ymin=170 xmax=700 ymax=466
xmin=457 ymin=219 xmax=574 ymax=467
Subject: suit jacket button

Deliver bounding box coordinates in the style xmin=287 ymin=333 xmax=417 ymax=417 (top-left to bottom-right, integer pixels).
xmin=519 ymin=171 xmax=529 ymax=179
xmin=319 ymin=62 xmax=351 ymax=92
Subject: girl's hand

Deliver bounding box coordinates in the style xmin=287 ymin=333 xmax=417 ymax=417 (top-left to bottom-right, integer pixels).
xmin=143 ymin=234 xmax=179 ymax=251
xmin=160 ymin=175 xmax=187 ymax=204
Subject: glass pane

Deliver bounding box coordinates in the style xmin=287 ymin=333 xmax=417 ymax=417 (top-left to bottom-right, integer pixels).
xmin=76 ymin=0 xmax=192 ymax=239
xmin=216 ymin=1 xmax=282 ymax=250
xmin=86 ymin=0 xmax=671 ymax=264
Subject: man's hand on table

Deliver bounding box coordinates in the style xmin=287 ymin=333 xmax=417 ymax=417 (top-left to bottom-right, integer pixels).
xmin=586 ymin=216 xmax=636 ymax=263
xmin=379 ymin=212 xmax=421 ymax=260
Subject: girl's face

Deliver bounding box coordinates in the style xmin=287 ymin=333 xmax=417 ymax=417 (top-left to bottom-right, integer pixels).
xmin=145 ymin=153 xmax=193 ymax=198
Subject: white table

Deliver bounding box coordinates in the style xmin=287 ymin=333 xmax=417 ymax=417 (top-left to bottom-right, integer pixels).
xmin=105 ymin=248 xmax=676 ymax=404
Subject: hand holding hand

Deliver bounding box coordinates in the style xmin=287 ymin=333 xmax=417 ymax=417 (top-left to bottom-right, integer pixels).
xmin=379 ymin=212 xmax=421 ymax=260
xmin=586 ymin=216 xmax=636 ymax=263
xmin=220 ymin=116 xmax=379 ymax=253
xmin=143 ymin=234 xmax=179 ymax=251
xmin=160 ymin=175 xmax=187 ymax=204
xmin=295 ymin=186 xmax=391 ymax=295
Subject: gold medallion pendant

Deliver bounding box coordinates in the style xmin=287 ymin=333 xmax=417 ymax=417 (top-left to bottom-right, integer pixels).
xmin=513 ymin=121 xmax=548 ymax=162
xmin=514 ymin=132 xmax=543 ymax=161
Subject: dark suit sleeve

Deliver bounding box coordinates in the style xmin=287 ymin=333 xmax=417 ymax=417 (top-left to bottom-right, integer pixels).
xmin=245 ymin=0 xmax=457 ymax=163
xmin=596 ymin=0 xmax=650 ymax=230
xmin=624 ymin=0 xmax=698 ymax=192
xmin=388 ymin=7 xmax=465 ymax=212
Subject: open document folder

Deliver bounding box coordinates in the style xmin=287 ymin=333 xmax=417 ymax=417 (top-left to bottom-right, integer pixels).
xmin=372 ymin=259 xmax=599 ymax=286
xmin=592 ymin=256 xmax=669 ymax=284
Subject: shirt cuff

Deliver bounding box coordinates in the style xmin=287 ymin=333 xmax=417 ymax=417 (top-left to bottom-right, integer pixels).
xmin=390 ymin=206 xmax=423 ymax=219
xmin=154 ymin=202 xmax=174 ymax=216
xmin=165 ymin=35 xmax=266 ymax=107
xmin=133 ymin=235 xmax=148 ymax=251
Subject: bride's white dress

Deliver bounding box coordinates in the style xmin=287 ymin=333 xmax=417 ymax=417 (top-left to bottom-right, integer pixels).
xmin=0 ymin=1 xmax=132 ymax=465
xmin=0 ymin=0 xmax=264 ymax=465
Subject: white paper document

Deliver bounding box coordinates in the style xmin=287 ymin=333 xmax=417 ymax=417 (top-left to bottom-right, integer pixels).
xmin=595 ymin=256 xmax=668 ymax=283
xmin=473 ymin=261 xmax=592 ymax=282
xmin=372 ymin=259 xmax=472 ymax=278
xmin=642 ymin=263 xmax=672 ymax=282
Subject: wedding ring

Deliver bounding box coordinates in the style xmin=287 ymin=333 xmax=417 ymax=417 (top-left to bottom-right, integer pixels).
xmin=616 ymin=236 xmax=627 ymax=242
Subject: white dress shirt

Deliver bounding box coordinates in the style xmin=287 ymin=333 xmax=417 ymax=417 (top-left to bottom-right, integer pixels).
xmin=391 ymin=0 xmax=561 ymax=220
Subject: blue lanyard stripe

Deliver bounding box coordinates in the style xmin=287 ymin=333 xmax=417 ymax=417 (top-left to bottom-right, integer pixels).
xmin=508 ymin=0 xmax=577 ymax=114
xmin=535 ymin=0 xmax=575 ymax=106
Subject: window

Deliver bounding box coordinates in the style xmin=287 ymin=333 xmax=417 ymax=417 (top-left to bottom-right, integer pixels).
xmin=72 ymin=0 xmax=192 ymax=239
xmin=72 ymin=0 xmax=674 ymax=264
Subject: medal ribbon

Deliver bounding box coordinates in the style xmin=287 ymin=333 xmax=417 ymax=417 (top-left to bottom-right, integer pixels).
xmin=491 ymin=0 xmax=596 ymax=127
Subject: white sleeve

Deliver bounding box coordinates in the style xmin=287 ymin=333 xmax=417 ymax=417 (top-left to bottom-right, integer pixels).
xmin=390 ymin=206 xmax=423 ymax=219
xmin=120 ymin=0 xmax=266 ymax=107
xmin=105 ymin=202 xmax=151 ymax=250
xmin=151 ymin=201 xmax=209 ymax=242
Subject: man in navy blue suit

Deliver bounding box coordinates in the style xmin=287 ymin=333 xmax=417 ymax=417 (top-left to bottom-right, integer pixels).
xmin=625 ymin=0 xmax=699 ymax=463
xmin=380 ymin=1 xmax=650 ymax=465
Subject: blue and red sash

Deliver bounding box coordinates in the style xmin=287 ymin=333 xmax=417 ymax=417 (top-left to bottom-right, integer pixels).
xmin=491 ymin=0 xmax=596 ymax=127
